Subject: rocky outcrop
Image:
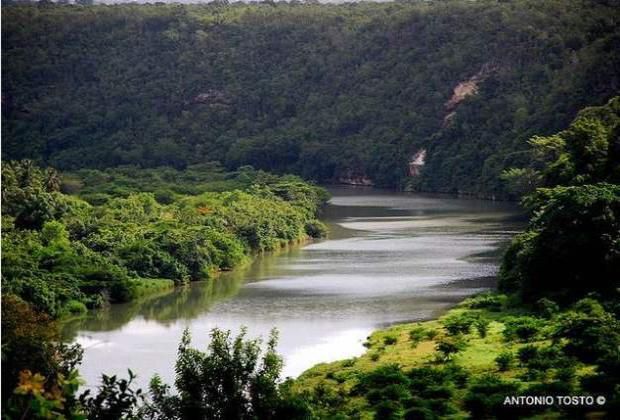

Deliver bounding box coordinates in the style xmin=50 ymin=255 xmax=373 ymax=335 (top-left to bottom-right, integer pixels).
xmin=408 ymin=149 xmax=426 ymax=177
xmin=443 ymin=63 xmax=497 ymax=126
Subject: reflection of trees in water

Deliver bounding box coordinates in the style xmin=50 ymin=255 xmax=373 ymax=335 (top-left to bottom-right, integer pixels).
xmin=61 ymin=245 xmax=302 ymax=341
xmin=62 ymin=272 xmax=247 ymax=340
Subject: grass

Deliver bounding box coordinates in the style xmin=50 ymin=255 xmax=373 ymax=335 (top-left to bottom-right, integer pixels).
xmin=129 ymin=278 xmax=175 ymax=298
xmin=292 ymin=294 xmax=598 ymax=418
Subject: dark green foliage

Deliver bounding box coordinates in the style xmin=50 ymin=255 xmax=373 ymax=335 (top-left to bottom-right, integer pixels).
xmin=434 ymin=338 xmax=465 ymax=362
xmin=463 ymin=375 xmax=521 ymax=419
xmin=442 ymin=313 xmax=475 ymax=336
xmin=555 ymin=299 xmax=620 ymax=364
xmin=466 ymin=293 xmax=504 ymax=311
xmin=535 ymin=297 xmax=560 ymax=319
xmin=79 ymin=370 xmax=145 ymax=420
xmin=383 ymin=336 xmax=398 ymax=346
xmin=517 ymin=345 xmax=539 ymax=366
xmin=502 ymin=316 xmax=543 ymax=342
xmin=2 ymin=162 xmax=328 ymax=317
xmin=2 ymin=2 xmax=619 ymax=194
xmin=494 ymin=352 xmax=514 ymax=372
xmin=142 ymin=328 xmax=309 ymax=420
xmin=499 ymin=183 xmax=620 ymax=303
xmin=354 ymin=365 xmax=461 ymax=420
xmin=408 ymin=326 xmax=426 ymax=344
xmin=474 ymin=319 xmax=490 ymax=338
xmin=500 ymin=97 xmax=620 ymax=303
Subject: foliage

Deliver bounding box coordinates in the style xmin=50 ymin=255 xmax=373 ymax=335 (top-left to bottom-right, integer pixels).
xmin=78 ymin=371 xmax=145 ymax=420
xmin=141 ymin=328 xmax=310 ymax=420
xmin=494 ymin=352 xmax=514 ymax=372
xmin=2 ymin=162 xmax=328 ymax=317
xmin=434 ymin=338 xmax=465 ymax=362
xmin=555 ymin=298 xmax=620 ymax=364
xmin=1 ymin=294 xmax=83 ymax=399
xmin=462 ymin=375 xmax=521 ymax=419
xmin=2 ymin=2 xmax=619 ymax=194
xmin=502 ymin=96 xmax=620 ymax=194
xmin=442 ymin=313 xmax=475 ymax=336
xmin=499 ymin=183 xmax=620 ymax=303
xmin=502 ymin=316 xmax=543 ymax=342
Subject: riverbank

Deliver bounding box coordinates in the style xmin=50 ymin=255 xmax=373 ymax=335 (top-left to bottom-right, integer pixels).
xmin=291 ymin=292 xmax=606 ymax=419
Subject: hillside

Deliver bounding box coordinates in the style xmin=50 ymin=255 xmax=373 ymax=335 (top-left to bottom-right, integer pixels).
xmin=2 ymin=0 xmax=619 ymax=195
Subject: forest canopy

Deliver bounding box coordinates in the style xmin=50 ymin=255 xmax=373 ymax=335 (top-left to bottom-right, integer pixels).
xmin=2 ymin=0 xmax=619 ymax=195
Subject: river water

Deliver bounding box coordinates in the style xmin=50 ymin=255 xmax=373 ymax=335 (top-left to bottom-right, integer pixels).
xmin=62 ymin=187 xmax=522 ymax=389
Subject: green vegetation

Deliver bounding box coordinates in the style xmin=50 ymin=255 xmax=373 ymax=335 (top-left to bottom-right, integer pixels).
xmin=3 ymin=1 xmax=619 ymax=194
xmin=4 ymin=325 xmax=311 ymax=419
xmin=499 ymin=97 xmax=620 ymax=304
xmin=1 ymin=161 xmax=328 ymax=320
xmin=2 ymin=1 xmax=619 ymax=417
xmin=291 ymin=294 xmax=618 ymax=418
xmin=282 ymin=96 xmax=620 ymax=419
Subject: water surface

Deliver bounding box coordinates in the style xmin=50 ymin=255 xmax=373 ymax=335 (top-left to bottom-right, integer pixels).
xmin=63 ymin=188 xmax=522 ymax=389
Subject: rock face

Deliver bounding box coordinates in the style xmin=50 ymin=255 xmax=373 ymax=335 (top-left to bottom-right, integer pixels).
xmin=443 ymin=63 xmax=497 ymax=125
xmin=409 ymin=149 xmax=426 ymax=177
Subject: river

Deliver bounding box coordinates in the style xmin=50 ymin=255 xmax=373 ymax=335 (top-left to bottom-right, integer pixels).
xmin=62 ymin=187 xmax=522 ymax=390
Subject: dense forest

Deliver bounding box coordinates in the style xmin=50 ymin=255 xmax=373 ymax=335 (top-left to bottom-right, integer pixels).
xmin=3 ymin=0 xmax=620 ymax=195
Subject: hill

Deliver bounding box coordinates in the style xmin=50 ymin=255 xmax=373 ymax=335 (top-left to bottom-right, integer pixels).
xmin=2 ymin=1 xmax=619 ymax=195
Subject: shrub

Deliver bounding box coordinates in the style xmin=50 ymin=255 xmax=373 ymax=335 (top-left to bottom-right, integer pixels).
xmin=443 ymin=314 xmax=475 ymax=336
xmin=463 ymin=375 xmax=521 ymax=419
xmin=409 ymin=326 xmax=426 ymax=344
xmin=502 ymin=317 xmax=542 ymax=342
xmin=555 ymin=307 xmax=620 ymax=363
xmin=535 ymin=298 xmax=559 ymax=319
xmin=517 ymin=345 xmax=539 ymax=365
xmin=467 ymin=293 xmax=504 ymax=311
xmin=62 ymin=300 xmax=87 ymax=316
xmin=384 ymin=336 xmax=398 ymax=346
xmin=475 ymin=319 xmax=490 ymax=338
xmin=435 ymin=338 xmax=465 ymax=362
xmin=304 ymin=221 xmax=328 ymax=238
xmin=425 ymin=329 xmax=438 ymax=340
xmin=495 ymin=352 xmax=514 ymax=371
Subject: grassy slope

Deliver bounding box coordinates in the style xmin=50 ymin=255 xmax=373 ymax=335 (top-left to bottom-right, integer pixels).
xmin=293 ymin=296 xmax=597 ymax=418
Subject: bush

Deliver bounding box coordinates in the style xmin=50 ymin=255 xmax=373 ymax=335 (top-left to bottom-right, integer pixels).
xmin=383 ymin=336 xmax=398 ymax=346
xmin=463 ymin=375 xmax=521 ymax=419
xmin=495 ymin=352 xmax=515 ymax=372
xmin=502 ymin=317 xmax=543 ymax=342
xmin=443 ymin=314 xmax=475 ymax=336
xmin=409 ymin=326 xmax=427 ymax=344
xmin=555 ymin=307 xmax=620 ymax=363
xmin=517 ymin=345 xmax=539 ymax=365
xmin=475 ymin=319 xmax=490 ymax=338
xmin=535 ymin=298 xmax=559 ymax=319
xmin=467 ymin=294 xmax=504 ymax=311
xmin=62 ymin=300 xmax=88 ymax=316
xmin=304 ymin=221 xmax=328 ymax=238
xmin=435 ymin=338 xmax=465 ymax=362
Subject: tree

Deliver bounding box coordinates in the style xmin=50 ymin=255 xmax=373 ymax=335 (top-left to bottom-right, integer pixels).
xmin=143 ymin=328 xmax=309 ymax=420
xmin=499 ymin=184 xmax=620 ymax=303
